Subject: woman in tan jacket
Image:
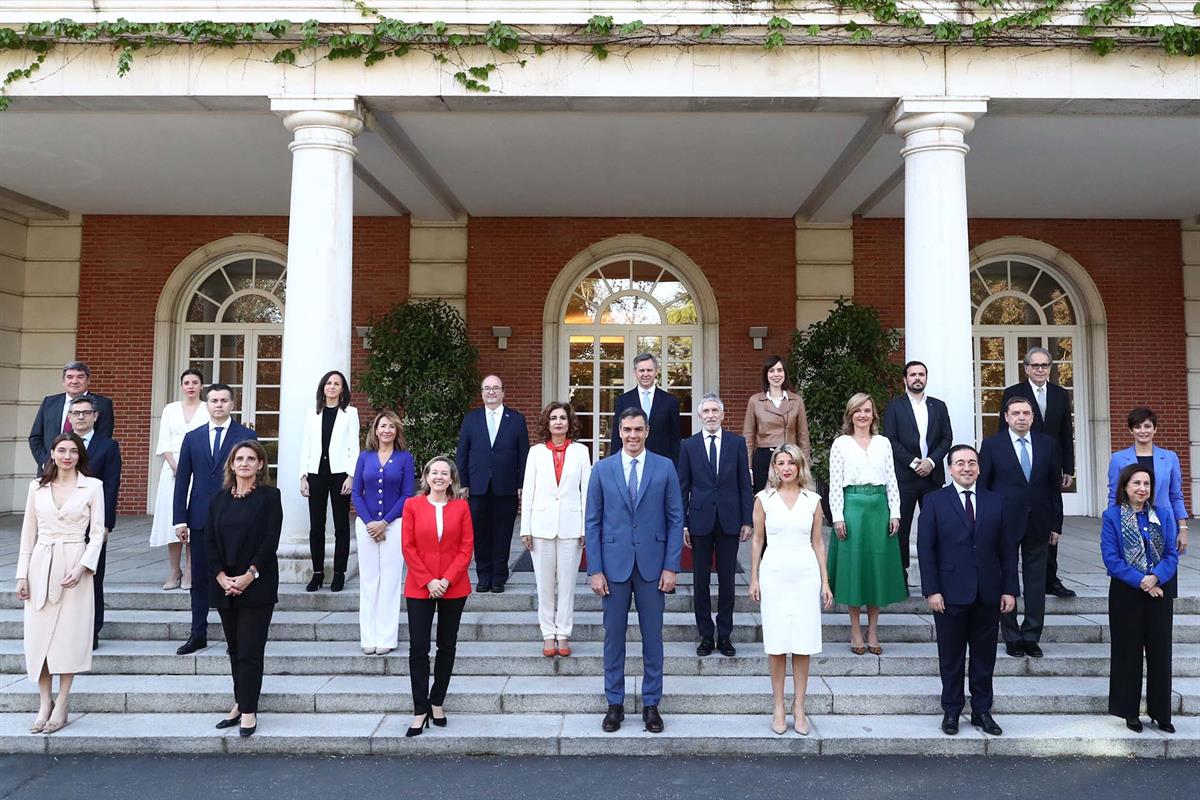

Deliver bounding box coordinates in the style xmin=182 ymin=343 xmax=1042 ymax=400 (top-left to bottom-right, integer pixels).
xmin=15 ymin=432 xmax=106 ymax=734
xmin=743 ymin=355 xmax=811 ymax=493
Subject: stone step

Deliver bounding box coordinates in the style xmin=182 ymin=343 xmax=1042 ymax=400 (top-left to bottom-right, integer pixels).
xmin=0 ymin=712 xmax=1194 ymax=757
xmin=4 ymin=639 xmax=1199 ymax=679
xmin=1 ymin=673 xmax=1197 ymax=717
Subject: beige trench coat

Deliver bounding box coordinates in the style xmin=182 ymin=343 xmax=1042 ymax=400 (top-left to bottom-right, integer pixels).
xmin=15 ymin=475 xmax=105 ymax=682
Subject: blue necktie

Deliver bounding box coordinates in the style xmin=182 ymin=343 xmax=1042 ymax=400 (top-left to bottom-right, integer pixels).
xmin=708 ymin=435 xmax=718 ymax=475
xmin=212 ymin=425 xmax=224 ymax=462
xmin=628 ymin=458 xmax=639 ymax=505
xmin=1018 ymin=437 xmax=1032 ymax=482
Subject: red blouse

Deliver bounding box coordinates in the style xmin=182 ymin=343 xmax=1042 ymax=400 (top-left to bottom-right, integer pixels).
xmin=401 ymin=495 xmax=475 ymax=599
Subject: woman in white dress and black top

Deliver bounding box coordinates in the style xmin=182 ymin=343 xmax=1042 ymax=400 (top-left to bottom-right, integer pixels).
xmin=149 ymin=369 xmax=208 ymax=590
xmin=749 ymin=443 xmax=833 ymax=736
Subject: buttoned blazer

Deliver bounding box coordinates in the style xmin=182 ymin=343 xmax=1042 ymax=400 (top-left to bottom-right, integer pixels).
xmin=402 ymin=495 xmax=474 ymax=599
xmin=882 ymin=394 xmax=953 ymax=487
xmin=917 ymin=485 xmax=1019 ymax=606
xmin=456 ymin=406 xmax=530 ymax=496
xmin=740 ymin=391 xmax=811 ymax=464
xmin=205 ymin=485 xmax=282 ymax=609
xmin=520 ymin=442 xmax=592 ymax=539
xmin=1106 ymin=445 xmax=1187 ymax=521
xmin=609 ymin=387 xmax=681 ymax=463
xmin=84 ymin=434 xmax=121 ymax=532
xmin=29 ymin=393 xmax=114 ymax=469
xmin=584 ymin=451 xmax=684 ymax=583
xmin=677 ymin=430 xmax=753 ymax=536
xmin=978 ymin=430 xmax=1064 ymax=545
xmin=172 ymin=420 xmax=257 ymax=530
xmin=999 ymin=382 xmax=1075 ymax=476
xmin=298 ymin=406 xmax=361 ymax=477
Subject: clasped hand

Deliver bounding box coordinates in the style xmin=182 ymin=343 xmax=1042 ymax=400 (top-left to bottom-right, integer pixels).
xmin=1140 ymin=574 xmax=1161 ymax=596
xmin=426 ymin=578 xmax=450 ymax=598
xmin=217 ymin=571 xmax=253 ymax=596
xmin=365 ymin=520 xmax=388 ymax=542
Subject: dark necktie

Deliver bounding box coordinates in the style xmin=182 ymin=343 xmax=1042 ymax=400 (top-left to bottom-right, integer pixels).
xmin=708 ymin=435 xmax=718 ymax=474
xmin=212 ymin=425 xmax=224 ymax=462
xmin=62 ymin=415 xmax=73 ymax=434
xmin=963 ymin=490 xmax=975 ymax=526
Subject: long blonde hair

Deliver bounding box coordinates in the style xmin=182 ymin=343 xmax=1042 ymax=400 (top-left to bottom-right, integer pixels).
xmin=767 ymin=443 xmax=813 ymax=491
xmin=840 ymin=392 xmax=879 ymax=436
xmin=418 ymin=454 xmax=464 ymax=500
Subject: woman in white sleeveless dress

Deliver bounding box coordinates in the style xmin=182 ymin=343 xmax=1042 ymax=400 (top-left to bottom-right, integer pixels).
xmin=749 ymin=443 xmax=833 ymax=736
xmin=148 ymin=369 xmax=208 ymax=589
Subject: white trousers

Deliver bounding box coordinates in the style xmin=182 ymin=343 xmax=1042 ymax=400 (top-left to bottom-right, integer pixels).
xmin=355 ymin=518 xmax=404 ymax=649
xmin=531 ymin=536 xmax=583 ymax=639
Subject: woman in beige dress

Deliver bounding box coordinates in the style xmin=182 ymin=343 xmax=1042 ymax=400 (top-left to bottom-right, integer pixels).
xmin=15 ymin=432 xmax=106 ymax=734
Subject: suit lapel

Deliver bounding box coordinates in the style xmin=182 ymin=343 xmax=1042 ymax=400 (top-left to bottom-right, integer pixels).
xmin=614 ymin=456 xmax=636 ymax=513
xmin=946 ymin=486 xmax=972 ymax=532
xmin=634 ymin=454 xmax=652 ymax=507
xmin=1000 ymin=434 xmax=1029 ymax=486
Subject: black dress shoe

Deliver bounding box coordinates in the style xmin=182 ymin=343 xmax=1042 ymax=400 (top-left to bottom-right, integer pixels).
xmin=491 ymin=583 xmax=505 ymax=593
xmin=970 ymin=712 xmax=1003 ymax=735
xmin=1126 ymin=717 xmax=1144 ymax=733
xmin=1005 ymin=642 xmax=1025 ymax=658
xmin=717 ymin=638 xmax=737 ymax=657
xmin=602 ymin=704 xmax=625 ymax=732
xmin=1047 ymin=582 xmax=1076 ymax=598
xmin=239 ymin=724 xmax=256 ymax=737
xmin=92 ymin=633 xmax=99 ymax=651
xmin=475 ymin=580 xmax=492 ymax=593
xmin=1153 ymin=718 xmax=1174 ymax=734
xmin=696 ymin=637 xmax=715 ymax=656
xmin=330 ymin=572 xmax=345 ymax=593
xmin=176 ymin=636 xmax=207 ymax=655
xmin=941 ymin=713 xmax=959 ymax=735
xmin=643 ymin=705 xmax=664 ymax=733
xmin=215 ymin=714 xmax=242 ymax=730
xmin=1024 ymin=641 xmax=1044 ymax=658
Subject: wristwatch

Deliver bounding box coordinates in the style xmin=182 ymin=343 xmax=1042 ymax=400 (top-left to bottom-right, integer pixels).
xmin=248 ymin=566 xmax=260 ymax=580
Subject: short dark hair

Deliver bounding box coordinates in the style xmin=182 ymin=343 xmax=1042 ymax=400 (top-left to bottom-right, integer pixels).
xmin=1115 ymin=462 xmax=1155 ymax=507
xmin=1127 ymin=406 xmax=1158 ymax=430
xmin=180 ymin=368 xmax=205 ymax=383
xmin=62 ymin=361 xmax=90 ymax=378
xmin=537 ymin=401 xmax=580 ymax=442
xmin=315 ymin=370 xmax=351 ymax=413
xmin=760 ymin=354 xmax=795 ymax=393
xmin=1003 ymin=395 xmax=1033 ymax=414
xmin=206 ymin=382 xmax=235 ymax=401
xmin=69 ymin=394 xmax=98 ymax=415
xmin=947 ymin=444 xmax=978 ymax=462
xmin=903 ymin=360 xmax=928 ymax=376
xmin=618 ymin=406 xmax=648 ymax=427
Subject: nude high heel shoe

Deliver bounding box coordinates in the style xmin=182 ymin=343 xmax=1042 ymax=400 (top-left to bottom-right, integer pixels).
xmin=29 ymin=701 xmax=53 ymax=734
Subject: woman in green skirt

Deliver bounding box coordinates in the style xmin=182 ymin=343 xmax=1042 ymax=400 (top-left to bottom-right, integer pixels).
xmin=827 ymin=393 xmax=907 ymax=654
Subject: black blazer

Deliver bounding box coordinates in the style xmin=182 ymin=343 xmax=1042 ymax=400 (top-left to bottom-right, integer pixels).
xmin=28 ymin=392 xmax=115 ymax=469
xmin=999 ymin=382 xmax=1075 ymax=476
xmin=84 ymin=434 xmax=122 ymax=532
xmin=173 ymin=420 xmax=258 ymax=529
xmin=205 ymin=484 xmax=282 ymax=609
xmin=609 ymin=387 xmax=681 ymax=463
xmin=456 ymin=406 xmax=530 ymax=496
xmin=677 ymin=430 xmax=753 ymax=536
xmin=917 ymin=485 xmax=1019 ymax=605
xmin=882 ymin=394 xmax=953 ymax=487
xmin=978 ymin=430 xmax=1064 ymax=545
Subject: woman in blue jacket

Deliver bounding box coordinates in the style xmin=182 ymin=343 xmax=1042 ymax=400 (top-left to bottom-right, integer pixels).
xmin=1107 ymin=407 xmax=1188 ymax=555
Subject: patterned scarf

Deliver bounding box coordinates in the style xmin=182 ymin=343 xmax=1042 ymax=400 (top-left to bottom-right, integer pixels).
xmin=547 ymin=438 xmax=571 ymax=485
xmin=1120 ymin=503 xmax=1165 ymax=574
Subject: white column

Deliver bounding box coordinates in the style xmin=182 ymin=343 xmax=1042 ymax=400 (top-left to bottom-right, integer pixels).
xmin=271 ymin=96 xmax=364 ymax=582
xmin=888 ymin=97 xmax=987 ymax=448
xmin=1183 ymin=221 xmax=1200 ymax=516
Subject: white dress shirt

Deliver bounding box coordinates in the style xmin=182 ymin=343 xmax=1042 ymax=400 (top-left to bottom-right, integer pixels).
xmin=1008 ymin=427 xmax=1033 ymax=461
xmin=702 ymin=430 xmax=721 ymax=467
xmin=486 ymin=404 xmax=505 ymax=446
xmin=620 ymin=448 xmax=646 ymax=487
xmin=79 ymin=429 xmax=95 ymax=448
xmin=60 ymin=393 xmax=83 ymax=433
xmin=1028 ymin=379 xmax=1048 ymax=418
xmin=907 ymin=392 xmax=930 ymax=461
xmin=209 ymin=422 xmax=229 ymax=456
xmin=431 ymin=499 xmax=446 ymax=542
xmin=954 ymin=481 xmax=977 ymax=510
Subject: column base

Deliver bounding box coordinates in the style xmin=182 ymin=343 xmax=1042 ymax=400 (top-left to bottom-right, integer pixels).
xmin=276 ymin=538 xmax=359 ymax=584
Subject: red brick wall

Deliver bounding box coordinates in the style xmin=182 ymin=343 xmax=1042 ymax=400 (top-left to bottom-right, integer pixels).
xmin=853 ymin=217 xmax=1189 ymax=506
xmin=466 ymin=218 xmax=797 ymax=436
xmin=77 ymin=215 xmax=409 ymax=513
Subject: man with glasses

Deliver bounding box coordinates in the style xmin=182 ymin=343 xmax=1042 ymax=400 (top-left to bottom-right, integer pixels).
xmin=28 ymin=361 xmax=115 ymax=470
xmin=1000 ymin=346 xmax=1076 ymax=598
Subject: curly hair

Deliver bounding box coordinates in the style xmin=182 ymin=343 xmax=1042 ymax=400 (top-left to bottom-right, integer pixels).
xmin=536 ymin=401 xmax=580 ymax=442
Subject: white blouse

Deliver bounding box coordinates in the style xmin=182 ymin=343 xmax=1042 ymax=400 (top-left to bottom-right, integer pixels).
xmin=828 ymin=434 xmax=901 ymax=523
xmin=155 ymin=401 xmax=209 ymax=459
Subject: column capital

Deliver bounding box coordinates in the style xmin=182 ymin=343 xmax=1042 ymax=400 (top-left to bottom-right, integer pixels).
xmin=887 ymin=97 xmax=988 ymax=156
xmin=271 ymin=95 xmax=364 ymax=154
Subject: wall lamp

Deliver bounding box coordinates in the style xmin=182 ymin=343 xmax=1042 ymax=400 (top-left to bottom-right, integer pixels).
xmin=355 ymin=326 xmax=372 ymax=349
xmin=748 ymin=326 xmax=769 ymax=350
xmin=493 ymin=326 xmax=512 ymax=350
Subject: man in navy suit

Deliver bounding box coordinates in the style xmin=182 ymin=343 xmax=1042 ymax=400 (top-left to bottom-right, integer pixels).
xmin=678 ymin=393 xmax=752 ymax=657
xmin=919 ymin=444 xmax=1018 ymax=737
xmin=456 ymin=374 xmax=529 ymax=593
xmin=608 ymin=353 xmax=680 ymax=463
xmin=883 ymin=361 xmax=954 ymax=586
xmin=28 ymin=361 xmax=114 ymax=470
xmin=173 ymin=383 xmax=257 ymax=655
xmin=67 ymin=394 xmax=121 ymax=650
xmin=980 ymin=395 xmax=1063 ymax=659
xmin=999 ymin=346 xmax=1076 ymax=598
xmin=586 ymin=406 xmax=684 ymax=733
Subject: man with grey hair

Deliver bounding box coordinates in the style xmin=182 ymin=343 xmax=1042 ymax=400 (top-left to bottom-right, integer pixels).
xmin=609 ymin=352 xmax=681 ymax=463
xmin=1000 ymin=345 xmax=1076 ymax=598
xmin=677 ymin=393 xmax=753 ymax=656
xmin=28 ymin=360 xmax=115 ymax=470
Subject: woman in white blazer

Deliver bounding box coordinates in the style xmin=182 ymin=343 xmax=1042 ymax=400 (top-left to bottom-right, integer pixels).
xmin=298 ymin=370 xmax=360 ymax=592
xmin=520 ymin=401 xmax=592 ymax=657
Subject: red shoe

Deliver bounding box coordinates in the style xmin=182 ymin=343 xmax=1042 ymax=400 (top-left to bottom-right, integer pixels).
xmin=556 ymin=640 xmax=572 ymax=657
xmin=543 ymin=641 xmax=557 ymax=657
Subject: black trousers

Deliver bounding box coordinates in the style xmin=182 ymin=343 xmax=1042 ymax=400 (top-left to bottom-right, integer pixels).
xmin=1001 ymin=535 xmax=1048 ymax=645
xmin=934 ymin=595 xmax=1001 ymax=716
xmin=1045 ymin=542 xmax=1061 ymax=588
xmin=751 ymin=447 xmax=774 ymax=494
xmin=407 ymin=596 xmax=467 ymax=715
xmin=691 ymin=528 xmax=740 ymax=641
xmin=897 ymin=476 xmax=939 ymax=572
xmin=92 ymin=540 xmax=107 ymax=635
xmin=468 ymin=490 xmax=518 ymax=585
xmin=1108 ymin=577 xmax=1174 ymax=723
xmin=307 ymin=464 xmax=351 ymax=574
xmin=188 ymin=526 xmax=209 ymax=639
xmin=217 ymin=603 xmax=274 ymax=714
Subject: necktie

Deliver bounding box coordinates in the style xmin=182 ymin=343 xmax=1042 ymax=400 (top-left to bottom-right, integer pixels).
xmin=487 ymin=410 xmax=498 ymax=445
xmin=641 ymin=390 xmax=652 ymax=416
xmin=963 ymin=490 xmax=975 ymax=526
xmin=1037 ymin=386 xmax=1047 ymax=418
xmin=628 ymin=458 xmax=639 ymax=505
xmin=1018 ymin=437 xmax=1032 ymax=482
xmin=62 ymin=415 xmax=73 ymax=434
xmin=708 ymin=435 xmax=718 ymax=474
xmin=211 ymin=425 xmax=224 ymax=462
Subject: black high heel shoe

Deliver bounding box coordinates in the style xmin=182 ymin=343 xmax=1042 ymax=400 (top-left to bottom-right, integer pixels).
xmin=331 ymin=572 xmax=345 ymax=593
xmin=1153 ymin=718 xmax=1175 ymax=734
xmin=306 ymin=572 xmax=324 ymax=592
xmin=406 ymin=715 xmax=430 ymax=737
xmin=431 ymin=709 xmax=447 ymax=728
xmin=1126 ymin=717 xmax=1143 ymax=733
xmin=215 ymin=714 xmax=242 ymax=730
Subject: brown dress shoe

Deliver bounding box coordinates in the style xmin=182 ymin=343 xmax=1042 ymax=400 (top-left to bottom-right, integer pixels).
xmin=602 ymin=704 xmax=625 ymax=732
xmin=643 ymin=705 xmax=664 ymax=733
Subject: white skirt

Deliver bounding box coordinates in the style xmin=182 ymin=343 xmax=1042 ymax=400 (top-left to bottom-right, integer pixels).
xmin=148 ymin=461 xmax=183 ymax=547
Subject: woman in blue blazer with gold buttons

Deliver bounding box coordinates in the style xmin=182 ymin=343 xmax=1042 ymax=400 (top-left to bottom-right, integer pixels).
xmin=1107 ymin=407 xmax=1188 ymax=555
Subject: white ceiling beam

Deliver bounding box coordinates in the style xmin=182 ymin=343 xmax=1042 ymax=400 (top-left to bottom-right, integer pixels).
xmin=854 ymin=165 xmax=904 ymax=218
xmin=794 ymin=110 xmax=889 ymax=223
xmin=0 ymin=184 xmax=70 ymax=220
xmin=362 ymin=103 xmax=465 ymax=221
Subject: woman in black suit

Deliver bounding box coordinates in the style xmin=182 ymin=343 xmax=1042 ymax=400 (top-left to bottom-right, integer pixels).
xmin=206 ymin=440 xmax=282 ymax=738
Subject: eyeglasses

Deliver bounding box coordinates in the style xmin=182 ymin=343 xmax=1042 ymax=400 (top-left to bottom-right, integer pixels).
xmin=1027 ymin=362 xmax=1051 ymax=370
xmin=68 ymin=410 xmax=96 ymax=417
xmin=482 ymin=386 xmax=503 ymax=392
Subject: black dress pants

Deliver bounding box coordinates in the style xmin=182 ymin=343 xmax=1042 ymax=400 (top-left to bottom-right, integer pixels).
xmin=897 ymin=476 xmax=939 ymax=573
xmin=1045 ymin=541 xmax=1061 ymax=588
xmin=89 ymin=538 xmax=107 ymax=635
xmin=307 ymin=464 xmax=351 ymax=574
xmin=1001 ymin=535 xmax=1047 ymax=644
xmin=217 ymin=603 xmax=274 ymax=714
xmin=751 ymin=448 xmax=774 ymax=494
xmin=188 ymin=526 xmax=210 ymax=639
xmin=1108 ymin=577 xmax=1174 ymax=723
xmin=690 ymin=528 xmax=740 ymax=641
xmin=934 ymin=595 xmax=1001 ymax=716
xmin=468 ymin=490 xmax=518 ymax=586
xmin=407 ymin=596 xmax=467 ymax=715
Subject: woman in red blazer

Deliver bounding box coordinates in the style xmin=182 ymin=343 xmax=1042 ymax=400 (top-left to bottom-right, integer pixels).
xmin=402 ymin=454 xmax=474 ymax=737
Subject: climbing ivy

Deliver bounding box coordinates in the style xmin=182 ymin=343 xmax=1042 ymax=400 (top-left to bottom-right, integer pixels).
xmin=0 ymin=0 xmax=1197 ymax=110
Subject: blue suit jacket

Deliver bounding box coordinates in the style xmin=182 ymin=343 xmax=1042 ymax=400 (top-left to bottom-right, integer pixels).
xmin=1100 ymin=504 xmax=1179 ymax=594
xmin=917 ymin=485 xmax=1019 ymax=606
xmin=978 ymin=430 xmax=1063 ymax=545
xmin=173 ymin=420 xmax=257 ymax=529
xmin=677 ymin=430 xmax=752 ymax=536
xmin=609 ymin=387 xmax=681 ymax=463
xmin=584 ymin=450 xmax=684 ymax=583
xmin=456 ymin=406 xmax=529 ymax=496
xmin=1107 ymin=445 xmax=1187 ymax=522
xmin=85 ymin=434 xmax=121 ymax=532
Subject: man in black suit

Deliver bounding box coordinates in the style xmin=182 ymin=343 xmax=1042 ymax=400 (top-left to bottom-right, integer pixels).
xmin=999 ymin=346 xmax=1076 ymax=598
xmin=883 ymin=360 xmax=953 ymax=586
xmin=28 ymin=361 xmax=115 ymax=470
xmin=919 ymin=444 xmax=1018 ymax=737
xmin=678 ymin=393 xmax=753 ymax=657
xmin=609 ymin=353 xmax=680 ymax=463
xmin=980 ymin=396 xmax=1063 ymax=658
xmin=67 ymin=394 xmax=121 ymax=650
xmin=456 ymin=374 xmax=529 ymax=593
